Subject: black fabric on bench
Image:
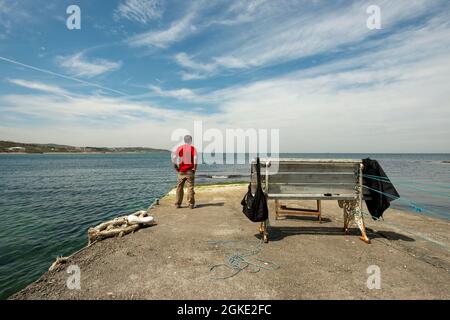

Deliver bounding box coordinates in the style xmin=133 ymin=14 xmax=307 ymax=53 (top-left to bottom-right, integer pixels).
xmin=362 ymin=158 xmax=400 ymax=220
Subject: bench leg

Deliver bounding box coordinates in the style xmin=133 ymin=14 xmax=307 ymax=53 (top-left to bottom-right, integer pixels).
xmin=263 ymin=219 xmax=269 ymax=243
xmin=317 ymin=200 xmax=322 ymax=223
xmin=342 ymin=201 xmax=351 ymax=234
xmin=356 ymin=163 xmax=370 ymax=244
xmin=258 ymin=220 xmax=269 ymax=243
xmin=275 ymin=199 xmax=279 ymax=220
xmin=342 ymin=200 xmax=370 ymax=243
xmin=354 ymin=208 xmax=370 ymax=244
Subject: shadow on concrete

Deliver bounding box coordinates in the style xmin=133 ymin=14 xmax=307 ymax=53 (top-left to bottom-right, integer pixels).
xmin=276 ymin=215 xmax=332 ymax=223
xmin=255 ymin=226 xmax=415 ymax=242
xmin=374 ymin=230 xmax=416 ymax=241
xmin=196 ymin=202 xmax=225 ymax=208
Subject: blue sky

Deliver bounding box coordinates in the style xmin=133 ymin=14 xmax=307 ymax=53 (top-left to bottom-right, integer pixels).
xmin=0 ymin=0 xmax=449 ymax=152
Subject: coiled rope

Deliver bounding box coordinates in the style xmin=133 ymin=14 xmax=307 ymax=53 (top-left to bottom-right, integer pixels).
xmin=208 ymin=239 xmax=279 ymax=279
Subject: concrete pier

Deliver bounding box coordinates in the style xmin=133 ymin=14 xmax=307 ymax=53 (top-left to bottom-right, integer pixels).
xmin=11 ymin=184 xmax=450 ymax=299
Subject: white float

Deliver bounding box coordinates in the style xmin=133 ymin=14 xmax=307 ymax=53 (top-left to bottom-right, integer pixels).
xmin=127 ymin=211 xmax=154 ymax=225
xmin=88 ymin=210 xmax=155 ymax=244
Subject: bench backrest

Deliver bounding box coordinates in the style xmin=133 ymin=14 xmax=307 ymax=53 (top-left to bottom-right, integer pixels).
xmin=251 ymin=158 xmax=364 ymax=200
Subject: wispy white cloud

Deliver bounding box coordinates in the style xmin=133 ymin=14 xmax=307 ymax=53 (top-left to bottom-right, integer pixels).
xmin=0 ymin=93 xmax=194 ymax=148
xmin=126 ymin=0 xmax=274 ymax=50
xmin=204 ymin=64 xmax=450 ymax=152
xmin=201 ymin=24 xmax=450 ymax=152
xmin=114 ymin=0 xmax=163 ymax=24
xmin=175 ymin=53 xmax=215 ymax=73
xmin=3 ymin=33 xmax=450 ymax=152
xmin=179 ymin=71 xmax=208 ymax=81
xmin=0 ymin=81 xmax=208 ymax=148
xmin=56 ymin=53 xmax=122 ymax=78
xmin=175 ymin=0 xmax=444 ymax=79
xmin=0 ymin=56 xmax=126 ymax=95
xmin=131 ymin=11 xmax=450 ymax=151
xmin=175 ymin=52 xmax=247 ymax=80
xmin=203 ymin=0 xmax=270 ymax=26
xmin=0 ymin=88 xmax=202 ymax=132
xmin=128 ymin=13 xmax=196 ymax=48
xmin=7 ymin=79 xmax=71 ymax=96
xmin=149 ymin=85 xmax=200 ymax=100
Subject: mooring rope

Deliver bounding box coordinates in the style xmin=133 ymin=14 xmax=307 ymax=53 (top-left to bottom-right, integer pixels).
xmin=208 ymin=239 xmax=279 ymax=280
xmin=362 ymin=182 xmax=449 ymax=218
xmin=363 ymin=174 xmax=450 ymax=198
xmin=363 ymin=174 xmax=450 ymax=189
xmin=362 ymin=184 xmax=444 ymax=215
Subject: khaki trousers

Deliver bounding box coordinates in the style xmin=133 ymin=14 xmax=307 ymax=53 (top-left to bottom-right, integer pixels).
xmin=175 ymin=171 xmax=195 ymax=206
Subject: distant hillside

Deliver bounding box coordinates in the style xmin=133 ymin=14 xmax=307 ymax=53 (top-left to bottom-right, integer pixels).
xmin=0 ymin=141 xmax=169 ymax=154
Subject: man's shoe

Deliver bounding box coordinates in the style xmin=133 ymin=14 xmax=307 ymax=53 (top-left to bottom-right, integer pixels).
xmin=189 ymin=204 xmax=196 ymax=209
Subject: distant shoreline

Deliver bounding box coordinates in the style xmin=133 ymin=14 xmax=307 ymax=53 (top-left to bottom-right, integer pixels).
xmin=0 ymin=140 xmax=170 ymax=154
xmin=0 ymin=151 xmax=170 ymax=155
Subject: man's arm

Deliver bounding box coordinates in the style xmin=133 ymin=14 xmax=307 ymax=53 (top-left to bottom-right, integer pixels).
xmin=171 ymin=148 xmax=180 ymax=171
xmin=193 ymin=147 xmax=198 ymax=172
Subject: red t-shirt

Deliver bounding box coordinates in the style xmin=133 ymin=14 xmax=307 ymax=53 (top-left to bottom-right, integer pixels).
xmin=175 ymin=144 xmax=197 ymax=172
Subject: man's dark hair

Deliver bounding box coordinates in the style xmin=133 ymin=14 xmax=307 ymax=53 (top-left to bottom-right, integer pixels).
xmin=184 ymin=135 xmax=193 ymax=144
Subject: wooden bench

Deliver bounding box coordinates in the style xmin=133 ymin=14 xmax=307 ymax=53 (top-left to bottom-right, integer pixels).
xmin=251 ymin=158 xmax=371 ymax=244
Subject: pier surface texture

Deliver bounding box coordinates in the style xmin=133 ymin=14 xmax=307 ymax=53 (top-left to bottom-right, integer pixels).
xmin=11 ymin=184 xmax=450 ymax=299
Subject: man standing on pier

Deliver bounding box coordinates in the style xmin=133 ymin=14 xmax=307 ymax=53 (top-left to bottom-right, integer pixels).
xmin=172 ymin=135 xmax=198 ymax=209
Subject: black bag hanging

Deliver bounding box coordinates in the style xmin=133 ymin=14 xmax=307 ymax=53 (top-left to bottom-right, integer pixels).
xmin=241 ymin=157 xmax=269 ymax=222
